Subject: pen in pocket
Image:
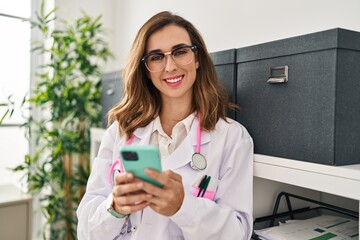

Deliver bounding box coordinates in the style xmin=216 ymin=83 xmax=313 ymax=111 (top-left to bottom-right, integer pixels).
xmin=197 ymin=175 xmax=211 ymax=197
xmin=197 ymin=175 xmax=207 ymax=197
xmin=201 ymin=176 xmax=211 ymax=197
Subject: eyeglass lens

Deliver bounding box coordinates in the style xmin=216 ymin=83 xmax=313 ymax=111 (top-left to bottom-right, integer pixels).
xmin=145 ymin=46 xmax=194 ymax=72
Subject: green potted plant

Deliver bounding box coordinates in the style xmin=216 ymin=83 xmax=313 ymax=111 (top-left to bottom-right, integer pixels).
xmin=4 ymin=3 xmax=112 ymax=239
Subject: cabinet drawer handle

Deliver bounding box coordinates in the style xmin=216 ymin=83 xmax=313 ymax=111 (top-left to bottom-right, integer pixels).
xmin=268 ymin=66 xmax=288 ymax=84
xmin=106 ymin=84 xmax=115 ymax=95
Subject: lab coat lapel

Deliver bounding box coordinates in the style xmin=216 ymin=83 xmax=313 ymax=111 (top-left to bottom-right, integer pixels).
xmin=132 ymin=122 xmax=153 ymax=144
xmin=163 ymin=117 xmax=211 ymax=170
xmin=162 ymin=136 xmax=194 ymax=170
xmin=115 ymin=121 xmax=154 ymax=152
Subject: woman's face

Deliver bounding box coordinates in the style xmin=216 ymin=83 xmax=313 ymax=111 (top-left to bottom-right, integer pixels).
xmin=145 ymin=24 xmax=199 ymax=104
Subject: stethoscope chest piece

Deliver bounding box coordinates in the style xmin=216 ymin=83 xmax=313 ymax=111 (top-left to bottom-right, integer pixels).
xmin=191 ymin=153 xmax=207 ymax=171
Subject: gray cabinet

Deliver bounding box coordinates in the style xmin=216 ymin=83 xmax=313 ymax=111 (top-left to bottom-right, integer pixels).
xmin=236 ymin=28 xmax=360 ymax=165
xmin=101 ymin=71 xmax=123 ymax=128
xmin=210 ymin=49 xmax=237 ymax=119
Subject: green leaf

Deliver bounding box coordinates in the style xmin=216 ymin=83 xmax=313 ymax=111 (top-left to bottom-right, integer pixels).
xmin=0 ymin=109 xmax=9 ymax=124
xmin=25 ymin=155 xmax=31 ymax=164
xmin=9 ymin=109 xmax=15 ymax=118
xmin=44 ymin=7 xmax=58 ymax=21
xmin=53 ymin=141 xmax=62 ymax=156
xmin=10 ymin=165 xmax=25 ymax=172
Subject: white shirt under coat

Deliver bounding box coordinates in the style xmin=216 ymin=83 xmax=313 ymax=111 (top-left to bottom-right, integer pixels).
xmin=76 ymin=115 xmax=254 ymax=240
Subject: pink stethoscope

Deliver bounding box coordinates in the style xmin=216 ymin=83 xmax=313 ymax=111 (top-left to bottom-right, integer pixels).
xmin=109 ymin=115 xmax=207 ymax=183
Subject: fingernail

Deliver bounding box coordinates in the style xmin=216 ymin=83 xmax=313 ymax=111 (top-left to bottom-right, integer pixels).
xmin=137 ymin=182 xmax=143 ymax=188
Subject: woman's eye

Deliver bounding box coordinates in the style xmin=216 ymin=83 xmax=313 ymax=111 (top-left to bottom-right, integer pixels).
xmin=173 ymin=48 xmax=188 ymax=57
xmin=150 ymin=54 xmax=164 ymax=62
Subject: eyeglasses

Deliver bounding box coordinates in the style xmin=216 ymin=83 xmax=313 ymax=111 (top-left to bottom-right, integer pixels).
xmin=141 ymin=45 xmax=197 ymax=72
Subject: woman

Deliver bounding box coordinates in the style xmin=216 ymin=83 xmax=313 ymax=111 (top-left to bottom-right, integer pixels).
xmin=77 ymin=11 xmax=253 ymax=240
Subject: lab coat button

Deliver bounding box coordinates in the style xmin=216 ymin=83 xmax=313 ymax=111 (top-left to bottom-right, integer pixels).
xmin=131 ymin=226 xmax=137 ymax=232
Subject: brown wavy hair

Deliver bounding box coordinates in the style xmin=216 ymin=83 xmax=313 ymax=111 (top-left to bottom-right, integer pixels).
xmin=108 ymin=11 xmax=237 ymax=138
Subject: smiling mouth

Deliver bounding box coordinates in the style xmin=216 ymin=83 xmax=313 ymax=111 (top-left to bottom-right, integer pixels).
xmin=164 ymin=75 xmax=183 ymax=83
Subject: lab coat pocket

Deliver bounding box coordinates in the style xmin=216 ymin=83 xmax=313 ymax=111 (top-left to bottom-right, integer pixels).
xmin=192 ymin=176 xmax=219 ymax=201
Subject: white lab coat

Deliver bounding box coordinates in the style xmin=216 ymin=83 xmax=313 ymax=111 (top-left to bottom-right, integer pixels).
xmin=77 ymin=117 xmax=254 ymax=240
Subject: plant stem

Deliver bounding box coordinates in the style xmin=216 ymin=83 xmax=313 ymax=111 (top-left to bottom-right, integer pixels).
xmin=62 ymin=153 xmax=72 ymax=240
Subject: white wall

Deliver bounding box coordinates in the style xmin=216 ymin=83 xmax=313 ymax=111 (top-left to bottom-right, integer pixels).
xmin=55 ymin=0 xmax=360 ymax=71
xmin=115 ymin=0 xmax=360 ymax=70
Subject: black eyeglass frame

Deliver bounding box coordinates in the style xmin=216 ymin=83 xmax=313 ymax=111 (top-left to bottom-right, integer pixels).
xmin=141 ymin=45 xmax=198 ymax=72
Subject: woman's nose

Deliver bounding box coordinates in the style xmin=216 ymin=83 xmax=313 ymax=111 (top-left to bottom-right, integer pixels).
xmin=164 ymin=55 xmax=178 ymax=72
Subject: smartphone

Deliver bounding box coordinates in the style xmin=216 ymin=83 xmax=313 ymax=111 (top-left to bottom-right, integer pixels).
xmin=120 ymin=145 xmax=163 ymax=187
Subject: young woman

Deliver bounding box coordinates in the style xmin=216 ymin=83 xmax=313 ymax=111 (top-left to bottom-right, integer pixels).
xmin=77 ymin=11 xmax=254 ymax=240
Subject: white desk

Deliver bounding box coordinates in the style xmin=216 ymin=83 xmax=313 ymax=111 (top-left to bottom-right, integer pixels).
xmin=254 ymin=154 xmax=360 ymax=230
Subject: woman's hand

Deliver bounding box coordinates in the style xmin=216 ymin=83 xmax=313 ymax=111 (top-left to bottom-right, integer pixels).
xmin=112 ymin=172 xmax=152 ymax=215
xmin=141 ymin=169 xmax=185 ymax=216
